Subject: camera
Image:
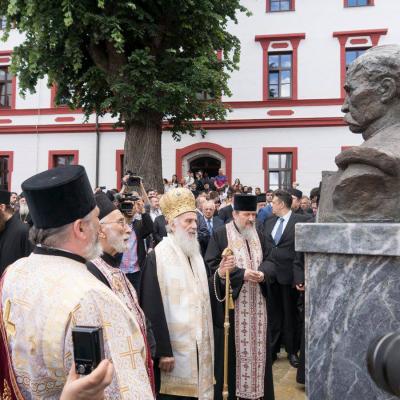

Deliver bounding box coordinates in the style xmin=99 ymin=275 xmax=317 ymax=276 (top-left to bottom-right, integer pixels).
xmin=367 ymin=332 xmax=400 ymax=397
xmin=115 ymin=193 xmax=139 ymax=214
xmin=72 ymin=326 xmax=104 ymax=375
xmin=125 ymin=171 xmax=142 ymax=187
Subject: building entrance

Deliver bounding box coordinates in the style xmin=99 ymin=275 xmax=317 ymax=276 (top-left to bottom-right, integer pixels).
xmin=189 ymin=156 xmax=221 ymax=178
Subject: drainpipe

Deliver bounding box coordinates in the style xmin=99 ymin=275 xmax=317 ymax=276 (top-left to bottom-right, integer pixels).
xmin=95 ymin=113 xmax=100 ymax=187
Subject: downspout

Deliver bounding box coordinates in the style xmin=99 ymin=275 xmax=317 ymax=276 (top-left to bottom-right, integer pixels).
xmin=95 ymin=113 xmax=100 ymax=187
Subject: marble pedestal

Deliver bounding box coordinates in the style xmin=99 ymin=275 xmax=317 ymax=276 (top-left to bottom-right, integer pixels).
xmin=296 ymin=223 xmax=400 ymax=400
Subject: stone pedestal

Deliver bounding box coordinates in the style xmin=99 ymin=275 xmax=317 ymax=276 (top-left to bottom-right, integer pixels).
xmin=296 ymin=223 xmax=400 ymax=400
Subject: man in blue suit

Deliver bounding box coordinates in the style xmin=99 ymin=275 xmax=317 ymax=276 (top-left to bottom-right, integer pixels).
xmin=202 ymin=200 xmax=224 ymax=236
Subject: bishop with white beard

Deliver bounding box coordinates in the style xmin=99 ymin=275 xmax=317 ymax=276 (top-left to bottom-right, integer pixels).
xmin=140 ymin=188 xmax=214 ymax=399
xmin=205 ymin=194 xmax=275 ymax=400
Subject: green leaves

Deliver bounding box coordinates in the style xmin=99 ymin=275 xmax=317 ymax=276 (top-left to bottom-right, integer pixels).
xmin=0 ymin=0 xmax=247 ymax=136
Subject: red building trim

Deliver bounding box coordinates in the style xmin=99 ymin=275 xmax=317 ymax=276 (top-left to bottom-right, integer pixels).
xmin=0 ymin=150 xmax=13 ymax=190
xmin=48 ymin=150 xmax=79 ymax=169
xmin=225 ymin=98 xmax=343 ymax=108
xmin=341 ymin=146 xmax=354 ymax=151
xmin=267 ymin=109 xmax=294 ymax=116
xmin=262 ymin=147 xmax=298 ymax=191
xmin=266 ymin=0 xmax=295 ymax=12
xmin=54 ymin=116 xmax=75 ymax=122
xmin=255 ymin=33 xmax=306 ymax=101
xmin=344 ymin=0 xmax=374 ymax=6
xmin=176 ymin=142 xmax=232 ymax=183
xmin=333 ymin=29 xmax=388 ymax=97
xmin=0 ymin=117 xmax=346 ymax=135
xmin=0 ymin=51 xmax=16 ymax=109
xmin=0 ymin=119 xmax=12 ymax=124
xmin=115 ymin=150 xmax=124 ymax=190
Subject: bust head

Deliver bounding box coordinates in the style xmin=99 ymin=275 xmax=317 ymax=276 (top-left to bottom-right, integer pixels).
xmin=342 ymin=45 xmax=400 ymax=140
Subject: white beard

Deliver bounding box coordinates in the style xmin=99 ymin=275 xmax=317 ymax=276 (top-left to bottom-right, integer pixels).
xmin=173 ymin=227 xmax=200 ymax=258
xmin=19 ymin=203 xmax=29 ymax=217
xmin=85 ymin=240 xmax=103 ymax=261
xmin=239 ymin=223 xmax=258 ymax=242
xmin=107 ymin=228 xmax=128 ymax=253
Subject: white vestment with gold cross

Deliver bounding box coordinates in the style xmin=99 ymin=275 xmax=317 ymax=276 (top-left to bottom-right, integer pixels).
xmin=1 ymin=253 xmax=154 ymax=399
xmin=154 ymin=235 xmax=214 ymax=398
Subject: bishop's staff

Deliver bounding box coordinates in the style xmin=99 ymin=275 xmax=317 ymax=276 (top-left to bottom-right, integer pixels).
xmin=213 ymin=247 xmax=235 ymax=400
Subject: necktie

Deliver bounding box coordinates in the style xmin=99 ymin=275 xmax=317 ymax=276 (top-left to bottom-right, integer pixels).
xmin=273 ymin=217 xmax=285 ymax=244
xmin=207 ymin=218 xmax=213 ymax=234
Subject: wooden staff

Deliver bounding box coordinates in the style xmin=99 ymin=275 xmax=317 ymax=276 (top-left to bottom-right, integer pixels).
xmin=221 ymin=248 xmax=234 ymax=400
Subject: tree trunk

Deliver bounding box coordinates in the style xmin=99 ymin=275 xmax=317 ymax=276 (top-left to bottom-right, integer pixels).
xmin=123 ymin=116 xmax=163 ymax=193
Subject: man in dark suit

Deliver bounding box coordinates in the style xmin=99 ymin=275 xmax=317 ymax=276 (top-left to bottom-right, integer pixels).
xmin=202 ymin=200 xmax=224 ymax=236
xmin=218 ymin=192 xmax=234 ymax=223
xmin=259 ymin=189 xmax=307 ymax=369
xmin=153 ymin=214 xmax=167 ymax=245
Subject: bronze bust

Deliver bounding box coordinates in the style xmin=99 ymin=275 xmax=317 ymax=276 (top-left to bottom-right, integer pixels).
xmin=319 ymin=45 xmax=400 ymax=222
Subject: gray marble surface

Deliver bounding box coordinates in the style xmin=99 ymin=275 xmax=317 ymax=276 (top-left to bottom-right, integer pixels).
xmin=296 ymin=223 xmax=400 ymax=256
xmin=303 ymin=224 xmax=400 ymax=399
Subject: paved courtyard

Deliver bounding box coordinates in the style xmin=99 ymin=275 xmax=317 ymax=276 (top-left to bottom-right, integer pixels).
xmin=273 ymin=354 xmax=306 ymax=400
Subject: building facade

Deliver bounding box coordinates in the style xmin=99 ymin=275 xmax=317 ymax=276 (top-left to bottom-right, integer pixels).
xmin=0 ymin=0 xmax=397 ymax=194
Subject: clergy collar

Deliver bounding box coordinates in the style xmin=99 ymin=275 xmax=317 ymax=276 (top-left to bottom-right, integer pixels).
xmin=33 ymin=245 xmax=86 ymax=264
xmin=101 ymin=252 xmax=121 ymax=268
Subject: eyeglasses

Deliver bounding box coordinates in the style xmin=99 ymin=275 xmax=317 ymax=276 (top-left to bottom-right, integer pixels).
xmin=100 ymin=219 xmax=127 ymax=227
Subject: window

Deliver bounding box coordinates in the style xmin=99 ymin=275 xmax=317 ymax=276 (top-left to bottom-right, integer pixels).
xmin=267 ymin=0 xmax=295 ymax=12
xmin=48 ymin=150 xmax=79 ymax=169
xmin=0 ymin=67 xmax=13 ymax=108
xmin=255 ymin=33 xmax=305 ymax=101
xmin=0 ymin=16 xmax=7 ymax=30
xmin=268 ymin=53 xmax=292 ymax=98
xmin=262 ymin=147 xmax=297 ymax=191
xmin=0 ymin=152 xmax=13 ymax=190
xmin=345 ymin=0 xmax=373 ymax=6
xmin=345 ymin=48 xmax=368 ymax=68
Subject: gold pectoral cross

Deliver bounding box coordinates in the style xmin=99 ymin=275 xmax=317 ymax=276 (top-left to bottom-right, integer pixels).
xmin=3 ymin=299 xmax=16 ymax=339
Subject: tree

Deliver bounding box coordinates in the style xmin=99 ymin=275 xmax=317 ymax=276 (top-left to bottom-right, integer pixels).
xmin=0 ymin=0 xmax=247 ymax=190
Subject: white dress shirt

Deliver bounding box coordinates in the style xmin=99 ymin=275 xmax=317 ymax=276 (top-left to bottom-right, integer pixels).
xmin=271 ymin=210 xmax=292 ymax=238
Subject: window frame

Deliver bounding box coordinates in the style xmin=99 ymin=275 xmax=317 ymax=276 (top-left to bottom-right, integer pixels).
xmin=266 ymin=0 xmax=295 ymax=12
xmin=0 ymin=51 xmax=16 ymax=109
xmin=344 ymin=0 xmax=374 ymax=7
xmin=116 ymin=150 xmax=124 ymax=190
xmin=268 ymin=52 xmax=293 ymax=99
xmin=333 ymin=29 xmax=387 ymax=98
xmin=255 ymin=33 xmax=305 ymax=101
xmin=0 ymin=151 xmax=13 ymax=191
xmin=48 ymin=150 xmax=79 ymax=169
xmin=262 ymin=147 xmax=298 ymax=191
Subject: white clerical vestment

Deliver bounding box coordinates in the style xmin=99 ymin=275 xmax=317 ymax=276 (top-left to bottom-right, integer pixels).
xmin=154 ymin=235 xmax=214 ymax=398
xmin=1 ymin=252 xmax=154 ymax=399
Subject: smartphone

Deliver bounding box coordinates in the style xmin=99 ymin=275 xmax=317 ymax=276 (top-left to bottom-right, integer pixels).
xmin=72 ymin=326 xmax=104 ymax=375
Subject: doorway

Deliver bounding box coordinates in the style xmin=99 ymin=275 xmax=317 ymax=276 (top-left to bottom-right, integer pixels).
xmin=189 ymin=156 xmax=221 ymax=178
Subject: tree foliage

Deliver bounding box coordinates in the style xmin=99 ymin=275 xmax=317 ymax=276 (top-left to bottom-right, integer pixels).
xmin=0 ymin=0 xmax=247 ymax=139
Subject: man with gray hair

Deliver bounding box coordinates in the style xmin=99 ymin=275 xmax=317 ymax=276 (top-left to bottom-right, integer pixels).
xmin=0 ymin=165 xmax=154 ymax=399
xmin=319 ymin=44 xmax=400 ymax=222
xmin=140 ymin=188 xmax=214 ymax=399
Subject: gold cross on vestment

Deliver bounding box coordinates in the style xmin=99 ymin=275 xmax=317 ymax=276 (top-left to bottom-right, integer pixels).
xmin=120 ymin=336 xmax=140 ymax=369
xmin=169 ymin=279 xmax=184 ymax=305
xmin=119 ymin=386 xmax=129 ymax=398
xmin=3 ymin=299 xmax=16 ymax=338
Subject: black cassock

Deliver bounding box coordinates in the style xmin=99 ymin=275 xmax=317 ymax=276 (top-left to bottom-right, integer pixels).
xmin=139 ymin=251 xmax=196 ymax=400
xmin=0 ymin=213 xmax=32 ymax=275
xmin=204 ymin=224 xmax=275 ymax=400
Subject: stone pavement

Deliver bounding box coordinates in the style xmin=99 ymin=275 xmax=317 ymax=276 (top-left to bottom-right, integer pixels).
xmin=273 ymin=353 xmax=306 ymax=400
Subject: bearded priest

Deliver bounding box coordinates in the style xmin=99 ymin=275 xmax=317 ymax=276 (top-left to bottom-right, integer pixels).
xmin=86 ymin=192 xmax=155 ymax=392
xmin=140 ymin=188 xmax=214 ymax=399
xmin=0 ymin=166 xmax=154 ymax=399
xmin=205 ymin=194 xmax=275 ymax=400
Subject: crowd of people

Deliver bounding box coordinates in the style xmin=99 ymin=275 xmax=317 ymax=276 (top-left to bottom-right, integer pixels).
xmin=0 ymin=165 xmax=319 ymax=399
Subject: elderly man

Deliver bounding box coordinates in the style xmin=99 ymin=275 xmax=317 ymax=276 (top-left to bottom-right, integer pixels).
xmin=86 ymin=192 xmax=155 ymax=389
xmin=0 ymin=189 xmax=32 ymax=275
xmin=202 ymin=200 xmax=223 ymax=237
xmin=0 ymin=165 xmax=153 ymax=399
xmin=205 ymin=194 xmax=275 ymax=400
xmin=319 ymin=44 xmax=400 ymax=222
xmin=140 ymin=188 xmax=214 ymax=399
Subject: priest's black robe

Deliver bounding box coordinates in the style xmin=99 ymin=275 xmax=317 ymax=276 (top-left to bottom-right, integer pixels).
xmin=204 ymin=224 xmax=275 ymax=400
xmin=139 ymin=251 xmax=196 ymax=400
xmin=0 ymin=213 xmax=32 ymax=275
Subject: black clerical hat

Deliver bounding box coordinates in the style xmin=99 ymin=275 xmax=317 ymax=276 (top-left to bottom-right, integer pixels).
xmin=21 ymin=165 xmax=96 ymax=229
xmin=233 ymin=194 xmax=257 ymax=211
xmin=257 ymin=193 xmax=266 ymax=203
xmin=0 ymin=189 xmax=10 ymax=205
xmin=95 ymin=192 xmax=117 ymax=220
